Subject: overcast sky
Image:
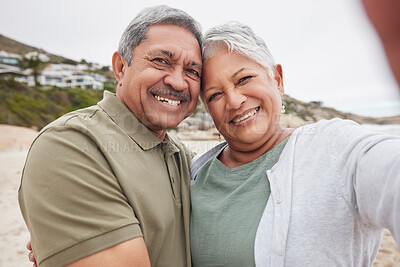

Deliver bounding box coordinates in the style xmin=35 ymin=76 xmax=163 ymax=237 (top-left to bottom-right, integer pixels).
xmin=1 ymin=0 xmax=400 ymax=117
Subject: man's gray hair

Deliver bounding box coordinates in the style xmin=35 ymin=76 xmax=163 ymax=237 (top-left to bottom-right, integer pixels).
xmin=202 ymin=21 xmax=275 ymax=74
xmin=118 ymin=5 xmax=202 ymax=65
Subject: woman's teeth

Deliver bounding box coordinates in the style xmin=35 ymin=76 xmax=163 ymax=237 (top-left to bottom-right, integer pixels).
xmin=232 ymin=107 xmax=259 ymax=123
xmin=155 ymin=95 xmax=181 ymax=106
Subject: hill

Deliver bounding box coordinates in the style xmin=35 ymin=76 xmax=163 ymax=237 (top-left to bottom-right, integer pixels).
xmin=0 ymin=79 xmax=105 ymax=129
xmin=0 ymin=33 xmax=76 ymax=64
xmin=282 ymin=95 xmax=400 ymax=126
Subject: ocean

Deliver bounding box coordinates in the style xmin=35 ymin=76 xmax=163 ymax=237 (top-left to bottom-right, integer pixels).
xmin=334 ymin=100 xmax=400 ymax=118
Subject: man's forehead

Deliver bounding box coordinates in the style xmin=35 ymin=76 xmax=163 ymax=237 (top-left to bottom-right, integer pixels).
xmin=145 ymin=25 xmax=200 ymax=50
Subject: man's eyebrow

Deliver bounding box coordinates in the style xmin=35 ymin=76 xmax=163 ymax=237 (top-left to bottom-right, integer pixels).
xmin=160 ymin=50 xmax=173 ymax=58
xmin=149 ymin=49 xmax=202 ymax=71
xmin=190 ymin=62 xmax=202 ymax=72
xmin=148 ymin=49 xmax=173 ymax=58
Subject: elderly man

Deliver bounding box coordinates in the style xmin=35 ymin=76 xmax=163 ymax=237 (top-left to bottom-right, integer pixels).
xmin=19 ymin=5 xmax=202 ymax=267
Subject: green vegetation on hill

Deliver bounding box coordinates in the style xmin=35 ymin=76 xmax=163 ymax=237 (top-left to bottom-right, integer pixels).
xmin=0 ymin=79 xmax=108 ymax=129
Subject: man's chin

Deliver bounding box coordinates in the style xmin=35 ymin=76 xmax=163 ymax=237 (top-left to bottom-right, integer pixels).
xmin=141 ymin=107 xmax=193 ymax=132
xmin=146 ymin=116 xmax=185 ymax=131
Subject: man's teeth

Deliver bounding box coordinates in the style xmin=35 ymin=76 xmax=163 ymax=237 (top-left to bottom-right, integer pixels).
xmin=232 ymin=108 xmax=259 ymax=123
xmin=155 ymin=95 xmax=181 ymax=106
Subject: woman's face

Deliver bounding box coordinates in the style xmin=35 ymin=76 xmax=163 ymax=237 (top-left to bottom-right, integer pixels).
xmin=202 ymin=47 xmax=284 ymax=149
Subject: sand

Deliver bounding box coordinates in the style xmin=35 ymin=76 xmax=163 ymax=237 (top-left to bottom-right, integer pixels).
xmin=0 ymin=125 xmax=37 ymax=267
xmin=0 ymin=124 xmax=399 ymax=266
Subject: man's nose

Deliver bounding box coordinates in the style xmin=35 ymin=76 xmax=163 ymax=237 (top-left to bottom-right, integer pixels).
xmin=164 ymin=69 xmax=188 ymax=91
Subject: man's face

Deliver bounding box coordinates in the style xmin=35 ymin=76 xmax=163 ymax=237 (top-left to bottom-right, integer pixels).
xmin=116 ymin=24 xmax=202 ymax=136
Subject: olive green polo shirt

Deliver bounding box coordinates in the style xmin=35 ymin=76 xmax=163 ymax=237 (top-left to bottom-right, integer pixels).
xmin=18 ymin=91 xmax=193 ymax=267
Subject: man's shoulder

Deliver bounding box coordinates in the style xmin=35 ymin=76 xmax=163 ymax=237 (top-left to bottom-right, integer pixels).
xmin=27 ymin=104 xmax=114 ymax=155
xmin=42 ymin=104 xmax=103 ymax=131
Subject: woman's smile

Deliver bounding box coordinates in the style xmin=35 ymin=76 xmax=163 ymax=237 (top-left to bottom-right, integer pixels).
xmin=230 ymin=107 xmax=260 ymax=124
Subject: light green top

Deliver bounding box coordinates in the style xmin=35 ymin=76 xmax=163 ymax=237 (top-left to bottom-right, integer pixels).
xmin=190 ymin=138 xmax=288 ymax=267
xmin=19 ymin=91 xmax=193 ymax=267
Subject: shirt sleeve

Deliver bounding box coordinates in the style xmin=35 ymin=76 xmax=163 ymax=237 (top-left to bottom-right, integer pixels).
xmin=353 ymin=136 xmax=400 ymax=244
xmin=18 ymin=126 xmax=143 ymax=267
xmin=332 ymin=120 xmax=400 ymax=247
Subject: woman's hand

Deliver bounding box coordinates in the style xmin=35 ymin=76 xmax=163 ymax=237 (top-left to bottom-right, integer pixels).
xmin=27 ymin=240 xmax=37 ymax=267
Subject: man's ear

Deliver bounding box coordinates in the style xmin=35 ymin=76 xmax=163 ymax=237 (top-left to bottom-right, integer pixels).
xmin=273 ymin=64 xmax=285 ymax=96
xmin=112 ymin=51 xmax=126 ymax=83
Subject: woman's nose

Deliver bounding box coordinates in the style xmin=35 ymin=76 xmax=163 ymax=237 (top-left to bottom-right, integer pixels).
xmin=226 ymin=90 xmax=247 ymax=110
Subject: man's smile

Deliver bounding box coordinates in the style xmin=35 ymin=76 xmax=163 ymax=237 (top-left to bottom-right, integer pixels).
xmin=154 ymin=95 xmax=182 ymax=106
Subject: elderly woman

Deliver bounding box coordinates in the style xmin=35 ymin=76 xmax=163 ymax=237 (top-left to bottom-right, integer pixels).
xmin=190 ymin=22 xmax=400 ymax=266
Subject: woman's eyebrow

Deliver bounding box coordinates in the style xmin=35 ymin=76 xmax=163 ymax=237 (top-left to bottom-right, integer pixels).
xmin=232 ymin=68 xmax=246 ymax=78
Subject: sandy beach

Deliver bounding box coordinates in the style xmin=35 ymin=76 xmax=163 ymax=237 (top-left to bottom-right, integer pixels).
xmin=0 ymin=125 xmax=38 ymax=267
xmin=1 ymin=124 xmax=399 ymax=266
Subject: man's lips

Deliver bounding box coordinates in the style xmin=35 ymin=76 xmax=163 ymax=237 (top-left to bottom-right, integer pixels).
xmin=154 ymin=94 xmax=182 ymax=106
xmin=150 ymin=87 xmax=190 ymax=102
xmin=230 ymin=107 xmax=260 ymax=123
xmin=150 ymin=86 xmax=191 ymax=107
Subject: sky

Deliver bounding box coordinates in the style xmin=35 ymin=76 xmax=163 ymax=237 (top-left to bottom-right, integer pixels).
xmin=1 ymin=0 xmax=400 ymax=117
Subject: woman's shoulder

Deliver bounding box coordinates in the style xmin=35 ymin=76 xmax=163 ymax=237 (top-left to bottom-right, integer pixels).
xmin=190 ymin=142 xmax=227 ymax=180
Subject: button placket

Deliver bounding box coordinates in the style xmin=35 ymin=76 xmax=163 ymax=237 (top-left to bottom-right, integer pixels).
xmin=165 ymin=151 xmax=182 ymax=205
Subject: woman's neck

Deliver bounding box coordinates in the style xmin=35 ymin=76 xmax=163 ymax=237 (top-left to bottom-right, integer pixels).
xmin=219 ymin=128 xmax=294 ymax=168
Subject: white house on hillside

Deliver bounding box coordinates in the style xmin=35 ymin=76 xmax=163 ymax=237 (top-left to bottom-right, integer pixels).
xmin=16 ymin=63 xmax=105 ymax=89
xmin=63 ymin=73 xmax=103 ymax=89
xmin=0 ymin=50 xmax=22 ymax=65
xmin=0 ymin=49 xmax=106 ymax=89
xmin=25 ymin=51 xmax=50 ymax=62
xmin=0 ymin=63 xmax=25 ymax=79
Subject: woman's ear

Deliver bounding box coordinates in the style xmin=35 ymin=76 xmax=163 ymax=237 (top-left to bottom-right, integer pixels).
xmin=273 ymin=64 xmax=285 ymax=96
xmin=112 ymin=51 xmax=126 ymax=83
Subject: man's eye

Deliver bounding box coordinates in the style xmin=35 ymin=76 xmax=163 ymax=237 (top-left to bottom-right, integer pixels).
xmin=238 ymin=76 xmax=252 ymax=84
xmin=153 ymin=58 xmax=168 ymax=64
xmin=207 ymin=92 xmax=221 ymax=102
xmin=187 ymin=69 xmax=200 ymax=78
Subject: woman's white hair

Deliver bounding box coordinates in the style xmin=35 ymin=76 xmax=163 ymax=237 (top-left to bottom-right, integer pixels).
xmin=203 ymin=21 xmax=275 ymax=71
xmin=201 ymin=21 xmax=276 ymax=104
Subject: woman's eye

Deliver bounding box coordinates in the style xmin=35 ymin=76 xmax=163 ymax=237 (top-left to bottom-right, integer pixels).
xmin=238 ymin=76 xmax=252 ymax=84
xmin=207 ymin=92 xmax=221 ymax=102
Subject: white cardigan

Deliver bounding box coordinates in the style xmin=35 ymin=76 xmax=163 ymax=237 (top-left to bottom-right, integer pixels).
xmin=255 ymin=119 xmax=400 ymax=266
